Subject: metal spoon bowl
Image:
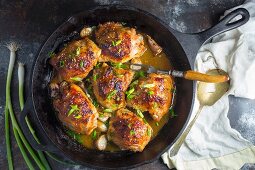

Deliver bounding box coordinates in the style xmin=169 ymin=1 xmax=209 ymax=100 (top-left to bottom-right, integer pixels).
xmin=170 ymin=69 xmax=230 ymax=156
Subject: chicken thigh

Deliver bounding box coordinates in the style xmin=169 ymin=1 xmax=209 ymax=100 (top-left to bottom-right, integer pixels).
xmin=95 ymin=22 xmax=146 ymax=63
xmin=92 ymin=63 xmax=134 ymax=111
xmin=52 ymin=82 xmax=98 ymax=135
xmin=49 ymin=38 xmax=101 ymax=82
xmin=107 ymin=108 xmax=152 ymax=152
xmin=127 ymin=73 xmax=174 ymax=121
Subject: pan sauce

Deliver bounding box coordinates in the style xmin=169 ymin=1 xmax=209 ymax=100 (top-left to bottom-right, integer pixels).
xmin=65 ymin=34 xmax=175 ymax=152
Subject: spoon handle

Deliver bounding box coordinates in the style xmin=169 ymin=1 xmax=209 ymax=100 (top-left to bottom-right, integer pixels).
xmin=170 ymin=105 xmax=203 ymax=157
xmin=184 ymin=70 xmax=229 ymax=83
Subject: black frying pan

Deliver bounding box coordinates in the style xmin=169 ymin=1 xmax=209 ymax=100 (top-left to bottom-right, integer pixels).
xmin=19 ymin=5 xmax=249 ymax=169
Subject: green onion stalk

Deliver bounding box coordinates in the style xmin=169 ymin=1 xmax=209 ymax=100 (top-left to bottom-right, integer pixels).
xmin=18 ymin=60 xmax=75 ymax=166
xmin=4 ymin=42 xmax=45 ymax=170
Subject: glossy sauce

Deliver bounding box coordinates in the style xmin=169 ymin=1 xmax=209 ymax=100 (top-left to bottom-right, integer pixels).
xmin=65 ymin=34 xmax=174 ymax=152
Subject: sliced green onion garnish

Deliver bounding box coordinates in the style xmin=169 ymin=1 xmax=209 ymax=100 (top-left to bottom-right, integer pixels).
xmin=70 ymin=77 xmax=83 ymax=82
xmin=115 ymin=40 xmax=122 ymax=46
xmin=130 ymin=130 xmax=135 ymax=136
xmin=107 ymin=90 xmax=117 ymax=100
xmin=128 ymin=123 xmax=132 ymax=129
xmin=80 ymin=61 xmax=84 ymax=68
xmin=91 ymin=130 xmax=97 ymax=140
xmin=169 ymin=108 xmax=177 ymax=117
xmin=143 ymin=83 xmax=155 ymax=88
xmin=59 ymin=60 xmax=65 ymax=67
xmin=93 ymin=74 xmax=98 ymax=81
xmin=155 ymin=122 xmax=159 ymax=126
xmin=147 ymin=128 xmax=152 ymax=136
xmin=74 ymin=115 xmax=82 ymax=119
xmin=103 ymin=108 xmax=113 ymax=113
xmin=68 ymin=104 xmax=79 ymax=116
xmin=76 ymin=47 xmax=81 ymax=56
xmin=147 ymin=91 xmax=154 ymax=95
xmin=48 ymin=51 xmax=56 ymax=58
xmin=136 ymin=110 xmax=144 ymax=118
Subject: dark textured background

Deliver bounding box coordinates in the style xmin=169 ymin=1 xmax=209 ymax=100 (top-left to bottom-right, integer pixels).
xmin=0 ymin=0 xmax=254 ymax=169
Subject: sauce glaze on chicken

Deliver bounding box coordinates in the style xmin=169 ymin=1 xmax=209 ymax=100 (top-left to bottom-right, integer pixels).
xmin=49 ymin=22 xmax=175 ymax=152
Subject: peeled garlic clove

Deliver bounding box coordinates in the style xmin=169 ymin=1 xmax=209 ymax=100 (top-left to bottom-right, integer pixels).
xmin=80 ymin=26 xmax=93 ymax=37
xmin=147 ymin=35 xmax=162 ymax=56
xmin=98 ymin=112 xmax=111 ymax=122
xmin=95 ymin=135 xmax=107 ymax=151
xmin=97 ymin=120 xmax=108 ymax=132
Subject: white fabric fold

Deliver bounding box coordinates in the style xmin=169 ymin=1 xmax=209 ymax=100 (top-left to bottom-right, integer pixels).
xmin=162 ymin=0 xmax=255 ymax=169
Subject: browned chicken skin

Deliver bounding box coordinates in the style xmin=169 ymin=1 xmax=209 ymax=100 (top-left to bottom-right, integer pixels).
xmin=49 ymin=38 xmax=101 ymax=82
xmin=127 ymin=73 xmax=174 ymax=121
xmin=92 ymin=63 xmax=134 ymax=111
xmin=108 ymin=108 xmax=152 ymax=152
xmin=52 ymin=82 xmax=98 ymax=135
xmin=95 ymin=22 xmax=146 ymax=63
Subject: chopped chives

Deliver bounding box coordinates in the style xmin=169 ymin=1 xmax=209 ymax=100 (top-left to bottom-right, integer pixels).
xmin=136 ymin=110 xmax=144 ymax=118
xmin=107 ymin=90 xmax=117 ymax=100
xmin=70 ymin=77 xmax=83 ymax=82
xmin=68 ymin=104 xmax=79 ymax=116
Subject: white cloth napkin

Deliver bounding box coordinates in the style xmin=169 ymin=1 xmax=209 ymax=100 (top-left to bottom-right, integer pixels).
xmin=162 ymin=0 xmax=255 ymax=169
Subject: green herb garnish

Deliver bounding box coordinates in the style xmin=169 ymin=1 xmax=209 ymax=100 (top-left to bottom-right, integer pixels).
xmin=125 ymin=88 xmax=135 ymax=97
xmin=136 ymin=110 xmax=144 ymax=118
xmin=91 ymin=130 xmax=97 ymax=140
xmin=147 ymin=91 xmax=154 ymax=95
xmin=128 ymin=123 xmax=132 ymax=129
xmin=74 ymin=114 xmax=82 ymax=119
xmin=130 ymin=80 xmax=138 ymax=88
xmin=169 ymin=107 xmax=177 ymax=117
xmin=76 ymin=47 xmax=81 ymax=56
xmin=143 ymin=84 xmax=155 ymax=88
xmin=92 ymin=100 xmax=99 ymax=107
xmin=93 ymin=74 xmax=98 ymax=81
xmin=103 ymin=108 xmax=113 ymax=113
xmin=70 ymin=77 xmax=83 ymax=82
xmin=95 ymin=62 xmax=102 ymax=68
xmin=127 ymin=94 xmax=136 ymax=100
xmin=59 ymin=60 xmax=65 ymax=67
xmin=130 ymin=130 xmax=135 ymax=136
xmin=48 ymin=51 xmax=56 ymax=58
xmin=68 ymin=104 xmax=79 ymax=116
xmin=107 ymin=90 xmax=117 ymax=100
xmin=111 ymin=62 xmax=128 ymax=69
xmin=112 ymin=40 xmax=122 ymax=46
xmin=147 ymin=128 xmax=152 ymax=136
xmin=155 ymin=122 xmax=159 ymax=126
xmin=80 ymin=61 xmax=84 ymax=68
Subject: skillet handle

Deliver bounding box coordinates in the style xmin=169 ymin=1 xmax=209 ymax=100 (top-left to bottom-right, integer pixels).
xmin=200 ymin=8 xmax=250 ymax=42
xmin=19 ymin=96 xmax=58 ymax=152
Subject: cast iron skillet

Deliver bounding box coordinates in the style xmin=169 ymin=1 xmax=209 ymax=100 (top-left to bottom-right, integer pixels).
xmin=19 ymin=5 xmax=249 ymax=169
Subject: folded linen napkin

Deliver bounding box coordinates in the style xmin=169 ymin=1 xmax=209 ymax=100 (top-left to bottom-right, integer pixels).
xmin=162 ymin=0 xmax=255 ymax=169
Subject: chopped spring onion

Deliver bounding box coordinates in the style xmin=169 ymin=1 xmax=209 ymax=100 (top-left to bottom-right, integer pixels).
xmin=155 ymin=122 xmax=159 ymax=126
xmin=70 ymin=77 xmax=83 ymax=82
xmin=103 ymin=108 xmax=113 ymax=113
xmin=107 ymin=90 xmax=117 ymax=100
xmin=68 ymin=104 xmax=79 ymax=116
xmin=169 ymin=108 xmax=177 ymax=117
xmin=147 ymin=91 xmax=154 ymax=95
xmin=93 ymin=74 xmax=98 ymax=81
xmin=59 ymin=60 xmax=65 ymax=67
xmin=80 ymin=61 xmax=84 ymax=68
xmin=143 ymin=84 xmax=155 ymax=88
xmin=91 ymin=130 xmax=97 ymax=140
xmin=136 ymin=110 xmax=144 ymax=118
xmin=147 ymin=128 xmax=152 ymax=136
xmin=48 ymin=51 xmax=56 ymax=58
xmin=130 ymin=130 xmax=135 ymax=136
xmin=76 ymin=47 xmax=81 ymax=56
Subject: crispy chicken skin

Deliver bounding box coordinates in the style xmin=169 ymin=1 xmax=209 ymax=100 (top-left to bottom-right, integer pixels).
xmin=127 ymin=73 xmax=174 ymax=121
xmin=52 ymin=82 xmax=98 ymax=135
xmin=108 ymin=108 xmax=152 ymax=152
xmin=92 ymin=63 xmax=134 ymax=111
xmin=49 ymin=38 xmax=101 ymax=81
xmin=95 ymin=22 xmax=146 ymax=63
